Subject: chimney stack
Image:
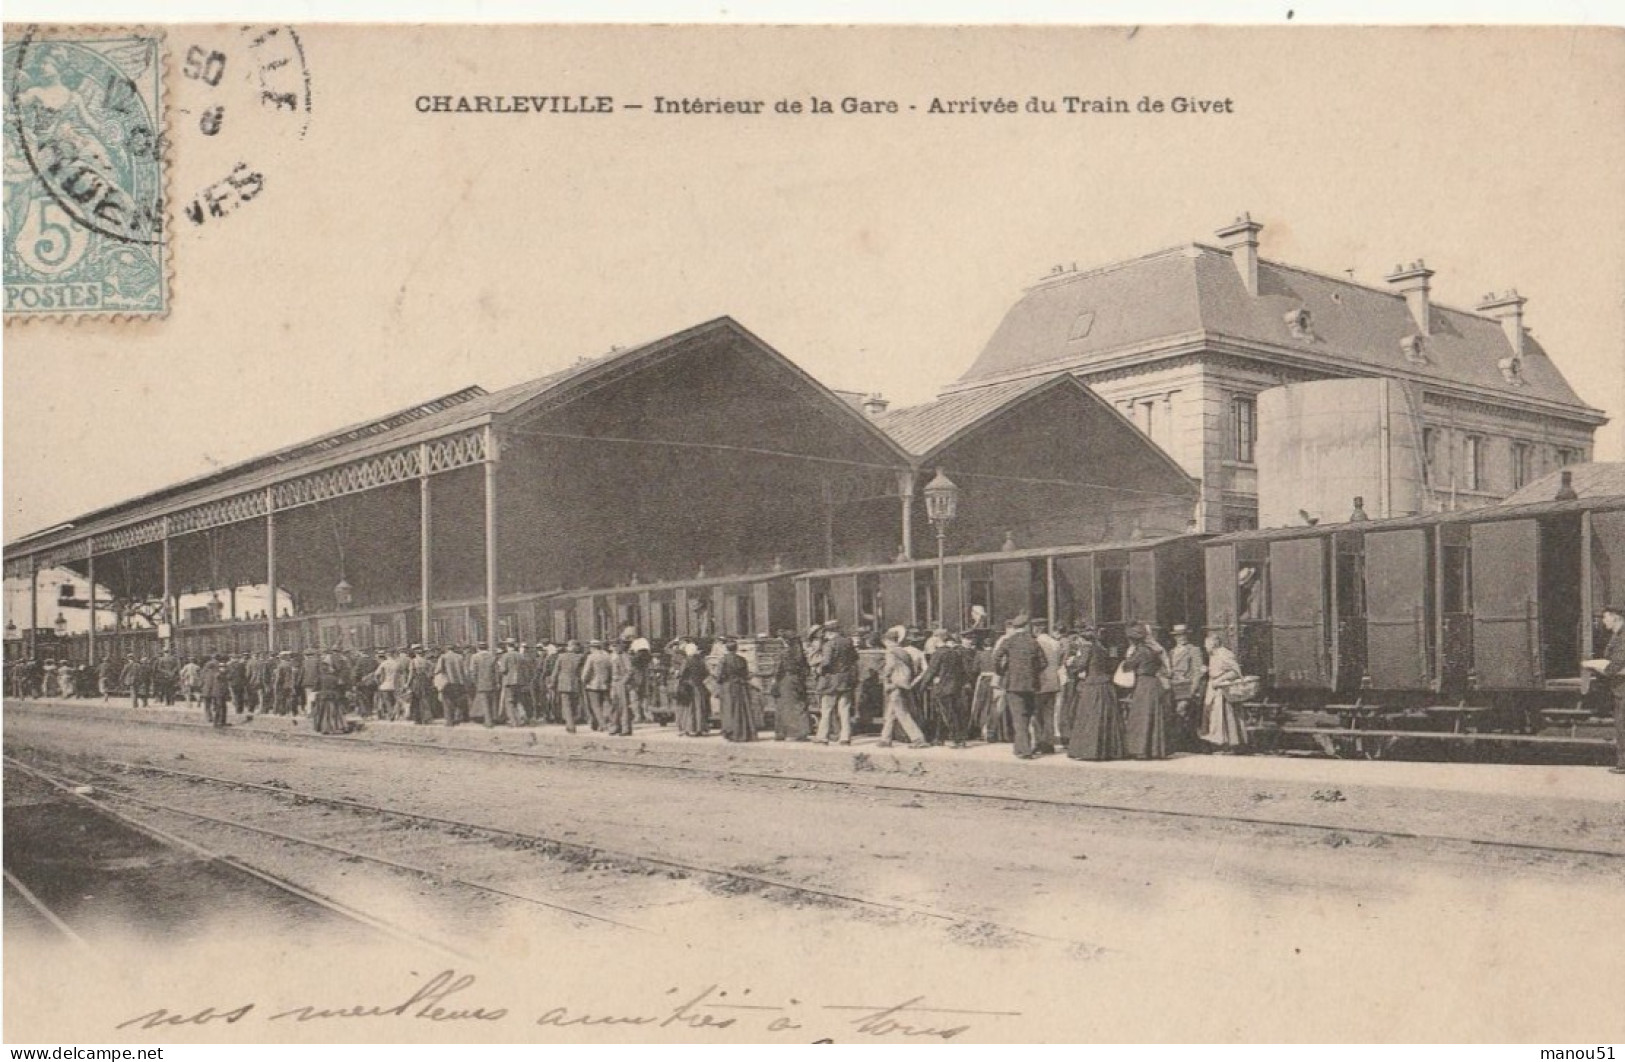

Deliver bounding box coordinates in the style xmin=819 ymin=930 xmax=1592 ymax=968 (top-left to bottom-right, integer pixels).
xmin=861 ymin=393 xmax=890 ymax=418
xmin=1476 ymin=289 xmax=1527 ymax=360
xmin=1386 ymin=260 xmax=1435 ymax=335
xmin=1555 ymin=469 xmax=1578 ymax=502
xmin=1216 ymin=213 xmax=1264 ymax=297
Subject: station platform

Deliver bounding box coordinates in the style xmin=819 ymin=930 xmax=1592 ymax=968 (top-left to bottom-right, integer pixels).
xmin=9 ymin=694 xmax=1623 ymax=855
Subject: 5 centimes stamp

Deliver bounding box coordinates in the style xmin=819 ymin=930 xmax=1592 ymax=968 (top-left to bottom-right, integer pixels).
xmin=4 ymin=27 xmax=168 ymax=320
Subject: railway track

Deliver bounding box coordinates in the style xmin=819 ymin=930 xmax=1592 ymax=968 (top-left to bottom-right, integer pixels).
xmin=6 ymin=746 xmax=1102 ymax=954
xmin=11 ymin=699 xmax=1625 ymax=863
xmin=4 ymin=755 xmax=469 ymax=960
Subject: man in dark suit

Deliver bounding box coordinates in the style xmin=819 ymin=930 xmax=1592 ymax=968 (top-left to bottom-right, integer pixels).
xmin=994 ymin=614 xmax=1047 ymax=759
xmin=815 ymin=619 xmax=858 ymax=745
xmin=916 ymin=631 xmax=975 ymax=748
xmin=1596 ymin=605 xmax=1625 ymax=774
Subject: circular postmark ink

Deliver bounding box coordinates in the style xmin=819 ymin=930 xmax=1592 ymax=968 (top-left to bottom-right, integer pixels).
xmin=7 ymin=27 xmax=165 ymax=248
xmin=170 ymin=25 xmax=313 ymax=229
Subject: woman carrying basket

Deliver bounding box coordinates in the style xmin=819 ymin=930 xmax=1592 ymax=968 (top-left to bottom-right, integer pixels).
xmin=1200 ymin=630 xmax=1250 ymax=752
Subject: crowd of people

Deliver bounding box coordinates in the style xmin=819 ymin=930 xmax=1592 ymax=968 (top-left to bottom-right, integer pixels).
xmin=3 ymin=614 xmax=1256 ymax=760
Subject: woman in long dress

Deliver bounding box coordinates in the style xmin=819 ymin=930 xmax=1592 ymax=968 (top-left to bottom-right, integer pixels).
xmin=716 ymin=639 xmax=757 ymax=742
xmin=1122 ymin=622 xmax=1171 ymax=759
xmin=968 ymin=635 xmax=1008 ymax=743
xmin=1067 ymin=627 xmax=1125 ymax=761
xmin=771 ymin=631 xmax=812 ymax=740
xmin=1200 ymin=631 xmax=1249 ymax=751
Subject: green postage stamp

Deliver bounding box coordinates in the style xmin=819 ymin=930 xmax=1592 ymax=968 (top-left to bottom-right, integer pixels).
xmin=3 ymin=28 xmax=168 ymax=320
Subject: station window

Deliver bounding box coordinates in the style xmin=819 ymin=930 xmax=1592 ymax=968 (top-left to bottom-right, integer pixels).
xmin=1463 ymin=436 xmax=1484 ymax=492
xmin=658 ymin=600 xmax=677 ymax=639
xmin=1422 ymin=427 xmax=1438 ymax=485
xmin=1511 ymin=441 xmax=1532 ymax=490
xmin=1556 ymin=447 xmax=1578 ymax=468
xmin=1233 ymin=396 xmax=1257 ymax=464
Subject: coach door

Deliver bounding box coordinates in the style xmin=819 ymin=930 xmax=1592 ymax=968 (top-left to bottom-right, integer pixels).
xmin=1128 ymin=549 xmax=1158 ymax=628
xmin=991 ymin=560 xmax=1030 ymax=627
xmin=1053 ymin=554 xmax=1095 ymax=632
xmin=878 ymin=568 xmax=915 ymax=630
xmin=1471 ymin=517 xmax=1541 ymax=689
xmin=1363 ymin=528 xmax=1431 ymax=691
xmin=1589 ymin=509 xmax=1625 ymax=657
xmin=1269 ymin=535 xmax=1331 ymax=689
xmin=1204 ymin=542 xmax=1238 ymax=647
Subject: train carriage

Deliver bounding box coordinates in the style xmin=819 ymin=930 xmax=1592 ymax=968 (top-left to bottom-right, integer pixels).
xmin=793 ymin=534 xmax=1207 ymax=645
xmin=1205 ymin=494 xmax=1625 ymax=753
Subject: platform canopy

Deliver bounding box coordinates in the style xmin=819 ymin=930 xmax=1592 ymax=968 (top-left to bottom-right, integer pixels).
xmin=875 ymin=373 xmax=1199 ymax=555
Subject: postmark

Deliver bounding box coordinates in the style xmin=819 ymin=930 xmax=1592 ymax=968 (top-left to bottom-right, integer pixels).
xmin=4 ymin=26 xmax=169 ymax=320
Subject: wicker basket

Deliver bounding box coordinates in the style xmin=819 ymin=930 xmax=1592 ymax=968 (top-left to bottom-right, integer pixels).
xmin=1223 ymin=675 xmax=1263 ymax=703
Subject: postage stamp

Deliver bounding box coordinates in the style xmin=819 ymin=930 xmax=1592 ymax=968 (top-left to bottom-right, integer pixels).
xmin=3 ymin=27 xmax=168 ymax=320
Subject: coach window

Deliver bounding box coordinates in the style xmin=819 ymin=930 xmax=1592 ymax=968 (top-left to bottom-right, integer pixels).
xmin=1238 ymin=560 xmax=1268 ymax=621
xmin=858 ymin=573 xmax=882 ymax=631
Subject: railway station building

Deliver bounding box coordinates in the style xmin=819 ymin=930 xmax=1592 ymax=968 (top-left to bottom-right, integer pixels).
xmin=937 ymin=214 xmax=1607 ymax=530
xmin=3 ymin=317 xmax=1196 ymax=662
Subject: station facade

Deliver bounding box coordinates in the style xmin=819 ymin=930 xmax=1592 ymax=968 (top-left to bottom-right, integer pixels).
xmin=938 ymin=214 xmax=1607 ymax=530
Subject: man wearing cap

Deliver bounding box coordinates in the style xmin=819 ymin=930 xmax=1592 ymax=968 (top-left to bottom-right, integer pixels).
xmin=553 ymin=639 xmax=584 ymax=732
xmin=470 ymin=642 xmax=499 ymax=727
xmin=1167 ymin=623 xmax=1206 ymax=751
xmin=301 ymin=647 xmax=323 ymax=718
xmin=498 ymin=640 xmax=528 ymax=726
xmin=916 ymin=631 xmax=975 ymax=748
xmin=609 ymin=640 xmax=635 ymax=736
xmin=270 ymin=651 xmax=295 ymax=716
xmin=581 ymin=639 xmax=614 ymax=731
xmin=179 ymin=655 xmax=201 ymax=705
xmin=628 ymin=633 xmax=653 ymax=723
xmin=406 ymin=646 xmax=434 ymax=724
xmin=994 ymin=614 xmax=1048 ymax=759
xmin=201 ymin=654 xmax=229 ymax=727
xmin=434 ymin=641 xmax=470 ymax=726
xmin=815 ymin=619 xmax=858 ymax=745
xmin=371 ymin=647 xmax=401 ymax=721
xmin=1033 ymin=619 xmax=1062 ymax=755
xmin=1586 ymin=605 xmax=1625 ymax=774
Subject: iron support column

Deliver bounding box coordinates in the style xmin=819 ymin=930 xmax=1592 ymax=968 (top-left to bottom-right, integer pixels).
xmin=897 ymin=470 xmax=917 ymax=562
xmin=265 ymin=487 xmax=278 ymax=652
xmin=419 ymin=442 xmax=433 ymax=645
xmin=87 ymin=551 xmax=96 ymax=662
xmin=483 ymin=426 xmax=499 ymax=645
